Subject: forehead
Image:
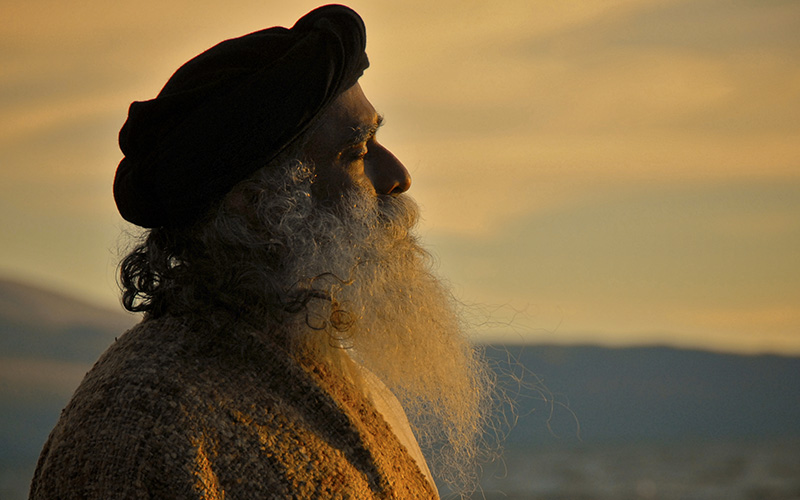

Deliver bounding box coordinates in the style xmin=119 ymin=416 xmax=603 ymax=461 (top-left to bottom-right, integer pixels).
xmin=303 ymin=83 xmax=379 ymax=157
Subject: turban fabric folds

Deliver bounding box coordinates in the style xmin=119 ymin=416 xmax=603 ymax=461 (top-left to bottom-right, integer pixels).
xmin=113 ymin=4 xmax=369 ymax=228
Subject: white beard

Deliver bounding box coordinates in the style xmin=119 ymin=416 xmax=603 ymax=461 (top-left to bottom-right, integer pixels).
xmin=220 ymin=160 xmax=494 ymax=491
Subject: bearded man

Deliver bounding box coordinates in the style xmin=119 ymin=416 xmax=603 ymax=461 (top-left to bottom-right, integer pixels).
xmin=30 ymin=5 xmax=494 ymax=499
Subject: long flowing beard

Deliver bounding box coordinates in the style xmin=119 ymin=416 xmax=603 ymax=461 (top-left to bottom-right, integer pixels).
xmin=223 ymin=160 xmax=494 ymax=491
xmin=329 ymin=196 xmax=493 ymax=490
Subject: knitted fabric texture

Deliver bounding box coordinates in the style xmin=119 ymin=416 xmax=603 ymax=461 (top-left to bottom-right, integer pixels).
xmin=30 ymin=316 xmax=437 ymax=499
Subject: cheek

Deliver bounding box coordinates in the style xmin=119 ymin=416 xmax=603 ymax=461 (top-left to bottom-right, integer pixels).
xmin=348 ymin=164 xmax=376 ymax=193
xmin=312 ymin=161 xmax=373 ymax=201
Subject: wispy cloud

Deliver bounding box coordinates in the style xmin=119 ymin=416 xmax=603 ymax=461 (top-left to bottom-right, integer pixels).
xmin=365 ymin=0 xmax=800 ymax=237
xmin=431 ymin=179 xmax=800 ymax=352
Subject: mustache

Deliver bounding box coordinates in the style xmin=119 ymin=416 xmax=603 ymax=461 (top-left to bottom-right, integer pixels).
xmin=374 ymin=193 xmax=420 ymax=237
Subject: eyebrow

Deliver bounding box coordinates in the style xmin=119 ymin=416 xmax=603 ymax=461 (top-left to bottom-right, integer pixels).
xmin=344 ymin=114 xmax=384 ymax=148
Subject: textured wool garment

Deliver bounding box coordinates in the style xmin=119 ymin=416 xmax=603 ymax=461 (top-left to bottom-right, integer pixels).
xmin=30 ymin=316 xmax=437 ymax=499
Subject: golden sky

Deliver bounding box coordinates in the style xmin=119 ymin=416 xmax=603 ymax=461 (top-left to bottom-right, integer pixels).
xmin=1 ymin=0 xmax=799 ymax=354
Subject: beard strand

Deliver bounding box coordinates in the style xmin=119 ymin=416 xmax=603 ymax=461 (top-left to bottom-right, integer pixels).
xmin=217 ymin=160 xmax=496 ymax=493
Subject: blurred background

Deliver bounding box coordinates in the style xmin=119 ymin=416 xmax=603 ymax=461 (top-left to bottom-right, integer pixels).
xmin=2 ymin=1 xmax=799 ymax=498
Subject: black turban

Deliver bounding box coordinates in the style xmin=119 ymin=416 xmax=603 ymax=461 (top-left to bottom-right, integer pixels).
xmin=113 ymin=4 xmax=369 ymax=228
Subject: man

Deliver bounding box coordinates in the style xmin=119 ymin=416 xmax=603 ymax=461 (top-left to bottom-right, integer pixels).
xmin=30 ymin=5 xmax=493 ymax=499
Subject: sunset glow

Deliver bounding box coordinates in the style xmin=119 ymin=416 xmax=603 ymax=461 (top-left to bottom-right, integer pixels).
xmin=2 ymin=0 xmax=798 ymax=354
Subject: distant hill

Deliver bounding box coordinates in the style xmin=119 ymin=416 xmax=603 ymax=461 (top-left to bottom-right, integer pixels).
xmin=0 ymin=278 xmax=135 ymax=363
xmin=0 ymin=278 xmax=137 ymax=460
xmin=485 ymin=344 xmax=800 ymax=449
xmin=2 ymin=278 xmax=799 ymax=497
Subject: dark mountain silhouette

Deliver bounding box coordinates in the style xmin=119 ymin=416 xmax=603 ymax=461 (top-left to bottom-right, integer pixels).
xmin=0 ymin=278 xmax=134 ymax=363
xmin=0 ymin=279 xmax=135 ymax=458
xmin=486 ymin=344 xmax=800 ymax=450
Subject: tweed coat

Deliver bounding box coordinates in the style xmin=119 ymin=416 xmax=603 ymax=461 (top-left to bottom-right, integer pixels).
xmin=30 ymin=316 xmax=437 ymax=499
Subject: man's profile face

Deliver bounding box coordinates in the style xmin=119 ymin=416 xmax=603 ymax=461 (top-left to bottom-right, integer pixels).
xmin=303 ymin=84 xmax=411 ymax=201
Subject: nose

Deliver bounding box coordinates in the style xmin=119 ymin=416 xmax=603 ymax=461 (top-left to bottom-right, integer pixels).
xmin=365 ymin=143 xmax=411 ymax=195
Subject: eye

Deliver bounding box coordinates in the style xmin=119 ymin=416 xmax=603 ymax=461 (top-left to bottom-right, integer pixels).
xmin=347 ymin=144 xmax=368 ymax=162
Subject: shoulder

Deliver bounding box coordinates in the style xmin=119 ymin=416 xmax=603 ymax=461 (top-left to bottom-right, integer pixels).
xmin=30 ymin=318 xmax=438 ymax=499
xmin=29 ymin=317 xmax=216 ymax=499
